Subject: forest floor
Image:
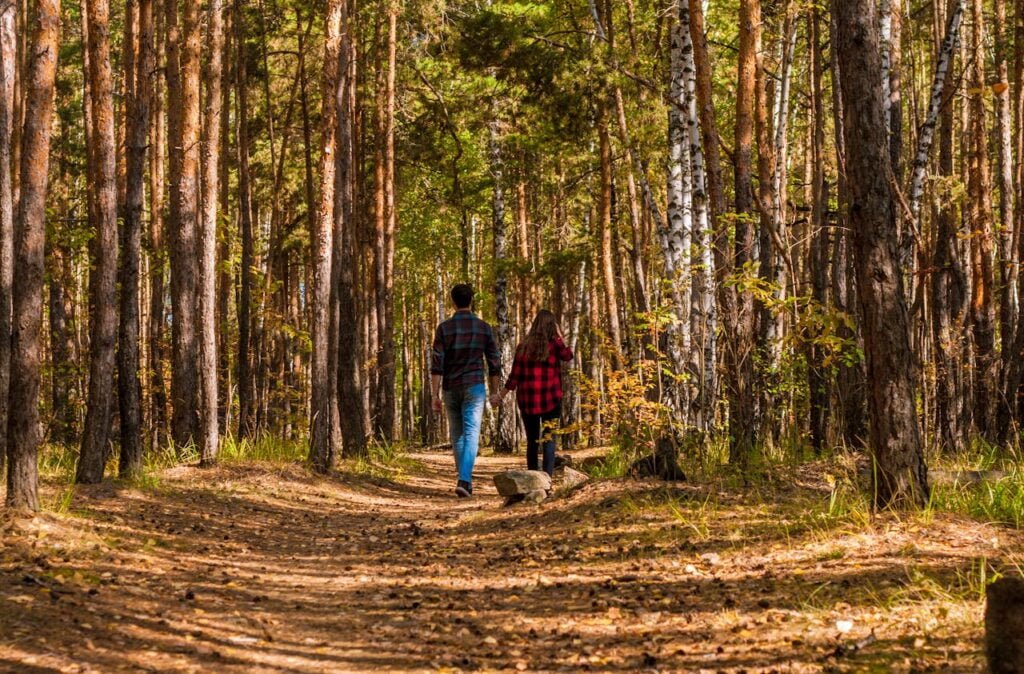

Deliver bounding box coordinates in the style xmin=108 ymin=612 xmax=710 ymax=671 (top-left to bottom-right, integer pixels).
xmin=0 ymin=448 xmax=1020 ymax=673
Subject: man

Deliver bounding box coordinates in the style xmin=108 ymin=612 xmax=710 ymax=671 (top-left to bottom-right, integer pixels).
xmin=431 ymin=284 xmax=502 ymax=498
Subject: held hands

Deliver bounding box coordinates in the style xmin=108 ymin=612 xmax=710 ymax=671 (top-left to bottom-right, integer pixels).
xmin=431 ymin=396 xmax=443 ymax=415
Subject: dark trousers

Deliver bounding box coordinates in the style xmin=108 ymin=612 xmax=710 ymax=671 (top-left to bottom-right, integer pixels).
xmin=521 ymin=405 xmax=560 ymax=476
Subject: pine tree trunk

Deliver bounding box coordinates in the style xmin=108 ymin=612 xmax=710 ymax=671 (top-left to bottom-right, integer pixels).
xmin=0 ymin=0 xmax=14 ymax=477
xmin=166 ymin=0 xmax=202 ymax=449
xmin=118 ymin=0 xmax=152 ymax=477
xmin=198 ymin=0 xmax=225 ymax=465
xmin=490 ymin=115 xmax=516 ymax=455
xmin=833 ymin=0 xmax=928 ymax=508
xmin=828 ymin=12 xmax=867 ymax=449
xmin=728 ymin=0 xmax=760 ymax=466
xmin=335 ymin=0 xmax=367 ymax=458
xmin=235 ymin=0 xmax=255 ymax=439
xmin=77 ymin=0 xmax=121 ymax=484
xmin=968 ymin=0 xmax=996 ymax=439
xmin=807 ymin=9 xmax=829 ymax=453
xmin=147 ymin=0 xmax=168 ymax=449
xmin=309 ymin=0 xmax=343 ymax=471
xmin=994 ymin=0 xmax=1016 ymax=424
xmin=373 ymin=5 xmax=397 ymax=442
xmin=7 ymin=0 xmax=58 ymax=509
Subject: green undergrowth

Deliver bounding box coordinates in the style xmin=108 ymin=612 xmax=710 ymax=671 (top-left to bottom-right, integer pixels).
xmin=341 ymin=441 xmax=424 ymax=480
xmin=37 ymin=435 xmax=422 ymax=510
xmin=925 ymin=441 xmax=1024 ymax=528
xmin=581 ymin=431 xmax=1024 ymax=533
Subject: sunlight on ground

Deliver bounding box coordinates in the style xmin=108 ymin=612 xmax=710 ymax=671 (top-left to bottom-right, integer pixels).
xmin=0 ymin=448 xmax=1020 ymax=673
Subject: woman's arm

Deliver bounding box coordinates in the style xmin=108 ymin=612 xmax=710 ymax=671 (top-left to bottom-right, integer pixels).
xmin=554 ymin=336 xmax=573 ymax=362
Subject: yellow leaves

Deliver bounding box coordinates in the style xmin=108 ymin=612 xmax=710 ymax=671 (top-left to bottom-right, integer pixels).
xmin=967 ymin=82 xmax=1009 ymax=96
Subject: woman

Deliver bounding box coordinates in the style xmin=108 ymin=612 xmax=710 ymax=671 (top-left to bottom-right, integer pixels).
xmin=492 ymin=310 xmax=573 ymax=476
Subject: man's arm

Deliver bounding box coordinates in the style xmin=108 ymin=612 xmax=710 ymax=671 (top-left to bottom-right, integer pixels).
xmin=430 ymin=326 xmax=445 ymax=413
xmin=431 ymin=374 xmax=443 ymax=414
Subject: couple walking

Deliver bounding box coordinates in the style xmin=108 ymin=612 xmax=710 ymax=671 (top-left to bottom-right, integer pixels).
xmin=430 ymin=283 xmax=573 ymax=498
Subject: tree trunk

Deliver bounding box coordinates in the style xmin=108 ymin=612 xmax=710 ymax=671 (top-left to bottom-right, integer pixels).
xmin=932 ymin=0 xmax=969 ymax=455
xmin=235 ymin=0 xmax=255 ymax=439
xmin=118 ymin=0 xmax=152 ymax=477
xmin=490 ymin=115 xmax=516 ymax=455
xmin=994 ymin=0 xmax=1016 ymax=416
xmin=907 ymin=0 xmax=965 ymax=226
xmin=309 ymin=0 xmax=343 ymax=471
xmin=833 ymin=0 xmax=928 ymax=508
xmin=335 ymin=0 xmax=367 ymax=458
xmin=663 ymin=12 xmax=693 ymax=417
xmin=77 ymin=0 xmax=121 ymax=484
xmin=729 ymin=0 xmax=760 ymax=466
xmin=0 ymin=0 xmax=14 ymax=477
xmin=166 ymin=0 xmax=201 ymax=449
xmin=679 ymin=0 xmax=715 ymax=431
xmin=828 ymin=12 xmax=867 ymax=449
xmin=7 ymin=0 xmax=58 ymax=509
xmin=198 ymin=0 xmax=224 ymax=465
xmin=596 ymin=102 xmax=622 ymax=367
xmin=968 ymin=0 xmax=996 ymax=439
xmin=373 ymin=5 xmax=397 ymax=442
xmin=807 ymin=9 xmax=829 ymax=453
xmin=147 ymin=0 xmax=168 ymax=449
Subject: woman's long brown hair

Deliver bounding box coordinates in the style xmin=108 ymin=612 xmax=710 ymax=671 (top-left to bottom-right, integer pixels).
xmin=518 ymin=310 xmax=560 ymax=361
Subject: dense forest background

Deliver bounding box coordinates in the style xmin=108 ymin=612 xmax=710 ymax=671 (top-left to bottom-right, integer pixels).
xmin=1 ymin=0 xmax=1022 ymax=512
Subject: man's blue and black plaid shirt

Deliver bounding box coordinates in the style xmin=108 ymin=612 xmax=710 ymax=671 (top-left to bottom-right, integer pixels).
xmin=430 ymin=310 xmax=502 ymax=391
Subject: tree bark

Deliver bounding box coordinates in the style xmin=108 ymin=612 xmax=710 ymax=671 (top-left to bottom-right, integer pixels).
xmin=994 ymin=0 xmax=1016 ymax=406
xmin=679 ymin=0 xmax=715 ymax=430
xmin=489 ymin=115 xmax=516 ymax=455
xmin=119 ymin=0 xmax=152 ymax=477
xmin=309 ymin=0 xmax=343 ymax=472
xmin=932 ymin=0 xmax=969 ymax=454
xmin=7 ymin=0 xmax=58 ymax=509
xmin=833 ymin=0 xmax=928 ymax=508
xmin=77 ymin=0 xmax=121 ymax=484
xmin=335 ymin=0 xmax=367 ymax=458
xmin=967 ymin=0 xmax=996 ymax=439
xmin=907 ymin=0 xmax=964 ymax=226
xmin=729 ymin=0 xmax=760 ymax=466
xmin=663 ymin=12 xmax=693 ymax=417
xmin=235 ymin=0 xmax=255 ymax=439
xmin=148 ymin=0 xmax=168 ymax=449
xmin=373 ymin=5 xmax=397 ymax=442
xmin=0 ymin=0 xmax=14 ymax=477
xmin=198 ymin=0 xmax=225 ymax=465
xmin=807 ymin=9 xmax=829 ymax=453
xmin=166 ymin=0 xmax=202 ymax=449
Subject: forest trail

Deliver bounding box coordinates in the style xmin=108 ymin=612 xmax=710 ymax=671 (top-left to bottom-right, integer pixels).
xmin=0 ymin=450 xmax=1016 ymax=673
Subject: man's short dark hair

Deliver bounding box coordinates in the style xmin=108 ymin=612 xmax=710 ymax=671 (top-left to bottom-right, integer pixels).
xmin=451 ymin=284 xmax=474 ymax=309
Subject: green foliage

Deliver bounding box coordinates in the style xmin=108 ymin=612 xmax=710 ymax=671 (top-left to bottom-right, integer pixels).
xmin=929 ymin=472 xmax=1024 ymax=528
xmin=219 ymin=436 xmax=308 ymax=463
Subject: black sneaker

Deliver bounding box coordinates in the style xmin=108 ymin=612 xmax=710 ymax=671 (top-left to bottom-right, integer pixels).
xmin=455 ymin=480 xmax=472 ymax=498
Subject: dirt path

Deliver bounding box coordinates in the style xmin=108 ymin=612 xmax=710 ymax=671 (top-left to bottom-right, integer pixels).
xmin=0 ymin=451 xmax=1017 ymax=673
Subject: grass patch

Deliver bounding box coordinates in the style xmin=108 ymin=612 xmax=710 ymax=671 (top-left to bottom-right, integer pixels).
xmin=929 ymin=471 xmax=1024 ymax=527
xmin=343 ymin=441 xmax=423 ymax=480
xmin=219 ymin=435 xmax=307 ymax=463
xmin=581 ymin=445 xmax=631 ymax=478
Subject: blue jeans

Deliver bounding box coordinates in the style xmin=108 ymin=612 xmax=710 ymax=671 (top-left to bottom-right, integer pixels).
xmin=444 ymin=383 xmax=487 ymax=485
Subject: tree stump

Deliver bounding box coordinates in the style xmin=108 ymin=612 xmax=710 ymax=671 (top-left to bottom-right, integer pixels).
xmin=986 ymin=576 xmax=1024 ymax=673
